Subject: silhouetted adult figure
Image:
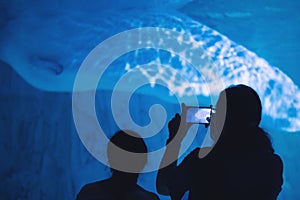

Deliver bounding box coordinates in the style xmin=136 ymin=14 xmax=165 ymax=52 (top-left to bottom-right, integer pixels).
xmin=156 ymin=84 xmax=283 ymax=200
xmin=77 ymin=130 xmax=159 ymax=200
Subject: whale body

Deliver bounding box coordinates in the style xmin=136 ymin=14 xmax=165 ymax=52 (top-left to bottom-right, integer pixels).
xmin=0 ymin=4 xmax=299 ymax=132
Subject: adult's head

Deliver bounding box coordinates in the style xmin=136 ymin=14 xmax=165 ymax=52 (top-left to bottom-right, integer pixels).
xmin=211 ymin=84 xmax=262 ymax=142
xmin=209 ymin=84 xmax=275 ymax=158
xmin=107 ymin=130 xmax=148 ymax=174
xmin=221 ymin=84 xmax=261 ymax=128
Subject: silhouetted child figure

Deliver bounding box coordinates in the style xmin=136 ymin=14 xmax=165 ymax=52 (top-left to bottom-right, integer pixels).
xmin=157 ymin=84 xmax=283 ymax=200
xmin=77 ymin=130 xmax=159 ymax=200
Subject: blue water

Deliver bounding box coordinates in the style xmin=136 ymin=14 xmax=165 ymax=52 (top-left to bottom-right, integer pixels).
xmin=0 ymin=0 xmax=299 ymax=199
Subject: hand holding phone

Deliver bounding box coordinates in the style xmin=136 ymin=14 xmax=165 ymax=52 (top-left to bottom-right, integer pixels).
xmin=167 ymin=104 xmax=214 ymax=144
xmin=185 ymin=106 xmax=215 ymax=126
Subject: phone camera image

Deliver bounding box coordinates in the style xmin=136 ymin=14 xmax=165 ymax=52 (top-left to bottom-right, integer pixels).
xmin=186 ymin=107 xmax=213 ymax=124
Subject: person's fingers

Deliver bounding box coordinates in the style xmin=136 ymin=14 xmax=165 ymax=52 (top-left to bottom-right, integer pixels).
xmin=181 ymin=103 xmax=187 ymax=120
xmin=180 ymin=103 xmax=190 ymax=128
xmin=169 ymin=113 xmax=180 ymax=125
xmin=180 ymin=103 xmax=186 ymax=126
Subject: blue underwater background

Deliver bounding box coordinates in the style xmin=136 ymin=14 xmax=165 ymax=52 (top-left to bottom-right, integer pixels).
xmin=0 ymin=0 xmax=300 ymax=199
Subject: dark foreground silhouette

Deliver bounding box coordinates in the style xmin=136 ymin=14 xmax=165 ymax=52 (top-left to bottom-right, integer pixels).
xmin=157 ymin=84 xmax=283 ymax=200
xmin=77 ymin=130 xmax=159 ymax=200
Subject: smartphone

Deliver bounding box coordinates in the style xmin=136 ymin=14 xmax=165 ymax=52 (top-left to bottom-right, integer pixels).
xmin=185 ymin=106 xmax=214 ymax=124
